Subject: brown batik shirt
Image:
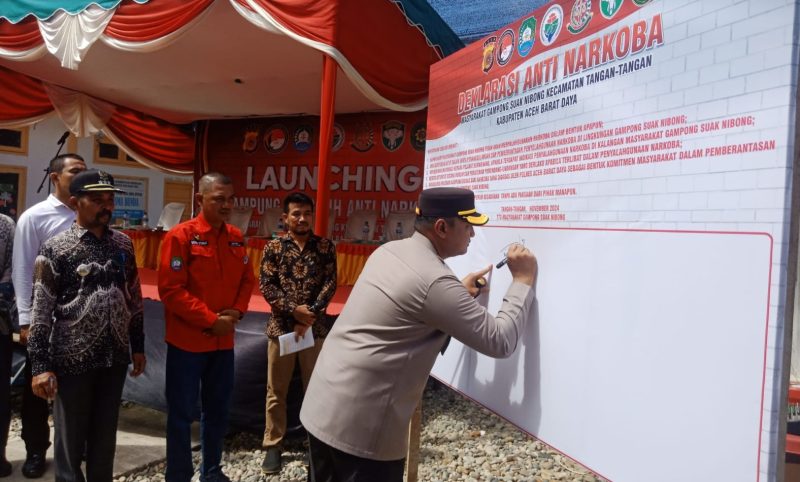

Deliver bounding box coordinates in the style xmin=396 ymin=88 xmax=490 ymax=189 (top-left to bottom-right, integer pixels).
xmin=260 ymin=233 xmax=337 ymax=338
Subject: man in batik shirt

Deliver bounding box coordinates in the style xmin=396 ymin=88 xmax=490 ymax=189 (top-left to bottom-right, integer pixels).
xmin=259 ymin=192 xmax=336 ymax=474
xmin=28 ymin=169 xmax=145 ymax=481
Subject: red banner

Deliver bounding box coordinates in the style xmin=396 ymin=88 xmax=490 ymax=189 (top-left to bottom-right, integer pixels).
xmin=206 ymin=111 xmax=427 ymax=239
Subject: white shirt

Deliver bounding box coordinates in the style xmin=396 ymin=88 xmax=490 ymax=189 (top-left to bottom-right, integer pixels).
xmin=12 ymin=194 xmax=75 ymax=326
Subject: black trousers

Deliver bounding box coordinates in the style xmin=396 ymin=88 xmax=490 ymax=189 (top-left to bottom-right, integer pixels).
xmin=22 ymin=351 xmax=51 ymax=454
xmin=0 ymin=335 xmax=11 ymax=456
xmin=307 ymin=433 xmax=404 ymax=482
xmin=53 ymin=365 xmax=127 ymax=482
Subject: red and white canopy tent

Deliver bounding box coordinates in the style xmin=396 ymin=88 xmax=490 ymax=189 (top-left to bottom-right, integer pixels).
xmin=0 ymin=0 xmax=462 ymax=234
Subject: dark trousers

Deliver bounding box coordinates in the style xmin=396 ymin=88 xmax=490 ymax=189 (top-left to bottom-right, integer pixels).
xmin=22 ymin=352 xmax=51 ymax=454
xmin=307 ymin=433 xmax=404 ymax=482
xmin=0 ymin=335 xmax=11 ymax=457
xmin=53 ymin=364 xmax=127 ymax=482
xmin=165 ymin=344 xmax=234 ymax=482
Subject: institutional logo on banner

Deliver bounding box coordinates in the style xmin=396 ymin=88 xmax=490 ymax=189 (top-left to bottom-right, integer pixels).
xmin=540 ymin=4 xmax=563 ymax=46
xmin=382 ymin=121 xmax=405 ymax=152
xmin=293 ymin=125 xmax=313 ymax=153
xmin=332 ymin=123 xmax=345 ymax=151
xmin=568 ymin=0 xmax=593 ymax=34
xmin=264 ymin=125 xmax=288 ymax=154
xmin=482 ymin=36 xmax=497 ymax=73
xmin=517 ymin=17 xmax=536 ymax=57
xmin=351 ymin=120 xmax=374 ymax=152
xmin=242 ymin=125 xmax=260 ymax=153
xmin=496 ymin=30 xmax=515 ymax=66
xmin=410 ymin=122 xmax=426 ymax=151
xmin=632 ymin=0 xmax=652 ymax=5
xmin=600 ymin=0 xmax=624 ymax=19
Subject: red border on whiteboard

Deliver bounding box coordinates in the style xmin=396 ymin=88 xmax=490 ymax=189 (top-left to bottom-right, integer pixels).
xmin=432 ymin=225 xmax=774 ymax=482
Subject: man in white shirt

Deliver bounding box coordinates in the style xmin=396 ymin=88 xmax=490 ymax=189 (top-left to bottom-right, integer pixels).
xmin=11 ymin=153 xmax=86 ymax=478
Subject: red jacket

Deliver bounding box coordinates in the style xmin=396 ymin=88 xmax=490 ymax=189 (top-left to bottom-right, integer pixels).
xmin=158 ymin=213 xmax=255 ymax=352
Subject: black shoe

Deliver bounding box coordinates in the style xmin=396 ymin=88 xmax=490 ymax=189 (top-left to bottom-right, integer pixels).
xmin=0 ymin=458 xmax=11 ymax=477
xmin=21 ymin=452 xmax=46 ymax=479
xmin=261 ymin=447 xmax=282 ymax=474
xmin=200 ymin=472 xmax=231 ymax=482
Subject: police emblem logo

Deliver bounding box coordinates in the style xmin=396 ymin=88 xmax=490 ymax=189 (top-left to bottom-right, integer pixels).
xmin=540 ymin=4 xmax=563 ymax=46
xmin=332 ymin=123 xmax=345 ymax=152
xmin=264 ymin=125 xmax=288 ymax=154
xmin=242 ymin=125 xmax=260 ymax=153
xmin=496 ymin=30 xmax=515 ymax=66
xmin=293 ymin=125 xmax=314 ymax=153
xmin=482 ymin=36 xmax=497 ymax=73
xmin=98 ymin=170 xmax=111 ymax=185
xmin=568 ymin=0 xmax=593 ymax=34
xmin=600 ymin=0 xmax=624 ymax=19
xmin=350 ymin=120 xmax=375 ymax=152
xmin=410 ymin=122 xmax=426 ymax=152
xmin=170 ymin=256 xmax=183 ymax=271
xmin=381 ymin=121 xmax=405 ymax=152
xmin=517 ymin=17 xmax=536 ymax=57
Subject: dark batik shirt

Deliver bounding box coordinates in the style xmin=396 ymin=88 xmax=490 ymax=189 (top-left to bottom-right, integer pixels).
xmin=28 ymin=223 xmax=144 ymax=377
xmin=260 ymin=233 xmax=337 ymax=338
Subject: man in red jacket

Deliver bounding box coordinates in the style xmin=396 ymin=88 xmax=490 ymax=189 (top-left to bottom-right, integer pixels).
xmin=158 ymin=172 xmax=255 ymax=482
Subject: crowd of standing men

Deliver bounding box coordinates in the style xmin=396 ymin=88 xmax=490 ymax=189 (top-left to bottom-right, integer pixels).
xmin=0 ymin=153 xmax=538 ymax=482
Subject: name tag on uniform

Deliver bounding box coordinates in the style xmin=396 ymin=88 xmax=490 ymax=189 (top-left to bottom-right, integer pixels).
xmin=190 ymin=239 xmax=209 ymax=246
xmin=229 ymin=241 xmax=244 ymax=247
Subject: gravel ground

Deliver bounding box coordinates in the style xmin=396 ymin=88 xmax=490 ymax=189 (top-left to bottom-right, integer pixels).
xmin=8 ymin=381 xmax=604 ymax=481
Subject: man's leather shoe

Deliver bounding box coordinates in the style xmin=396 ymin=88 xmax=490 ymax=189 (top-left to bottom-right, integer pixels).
xmin=261 ymin=447 xmax=281 ymax=474
xmin=21 ymin=452 xmax=45 ymax=479
xmin=0 ymin=458 xmax=11 ymax=477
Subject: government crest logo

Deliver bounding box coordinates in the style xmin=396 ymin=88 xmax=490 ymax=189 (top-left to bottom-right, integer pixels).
xmin=540 ymin=5 xmax=563 ymax=47
xmin=242 ymin=125 xmax=260 ymax=153
xmin=381 ymin=121 xmax=405 ymax=152
xmin=517 ymin=17 xmax=536 ymax=57
xmin=632 ymin=0 xmax=651 ymax=5
xmin=410 ymin=122 xmax=426 ymax=152
xmin=482 ymin=36 xmax=496 ymax=73
xmin=568 ymin=0 xmax=593 ymax=34
xmin=264 ymin=125 xmax=288 ymax=154
xmin=332 ymin=123 xmax=345 ymax=151
xmin=293 ymin=125 xmax=313 ymax=153
xmin=600 ymin=0 xmax=624 ymax=19
xmin=351 ymin=120 xmax=374 ymax=152
xmin=496 ymin=30 xmax=515 ymax=66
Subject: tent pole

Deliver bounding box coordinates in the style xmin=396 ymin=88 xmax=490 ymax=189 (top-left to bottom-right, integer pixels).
xmin=315 ymin=55 xmax=337 ymax=237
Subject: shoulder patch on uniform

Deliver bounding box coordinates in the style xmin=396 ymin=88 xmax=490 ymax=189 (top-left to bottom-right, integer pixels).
xmin=170 ymin=256 xmax=183 ymax=271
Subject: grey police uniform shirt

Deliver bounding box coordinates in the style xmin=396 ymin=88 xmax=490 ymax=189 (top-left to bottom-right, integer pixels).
xmin=300 ymin=231 xmax=536 ymax=461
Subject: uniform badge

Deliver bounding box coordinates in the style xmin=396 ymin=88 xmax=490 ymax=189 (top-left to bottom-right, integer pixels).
xmin=243 ymin=255 xmax=249 ymax=265
xmin=171 ymin=257 xmax=183 ymax=271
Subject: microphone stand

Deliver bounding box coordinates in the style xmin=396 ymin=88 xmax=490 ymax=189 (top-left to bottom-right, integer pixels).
xmin=36 ymin=132 xmax=70 ymax=195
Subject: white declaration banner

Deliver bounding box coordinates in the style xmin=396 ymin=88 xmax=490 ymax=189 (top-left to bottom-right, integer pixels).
xmin=425 ymin=1 xmax=797 ymax=481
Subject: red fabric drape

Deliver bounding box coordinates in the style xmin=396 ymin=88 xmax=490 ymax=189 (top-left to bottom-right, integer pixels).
xmin=105 ymin=0 xmax=214 ymax=42
xmin=0 ymin=0 xmax=213 ymax=51
xmin=245 ymin=0 xmax=439 ymax=107
xmin=0 ymin=15 xmax=41 ymax=51
xmin=0 ymin=66 xmax=52 ymax=121
xmin=106 ymin=106 xmax=195 ymax=172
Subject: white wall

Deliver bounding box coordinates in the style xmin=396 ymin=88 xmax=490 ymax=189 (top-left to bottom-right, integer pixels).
xmin=0 ymin=116 xmax=192 ymax=220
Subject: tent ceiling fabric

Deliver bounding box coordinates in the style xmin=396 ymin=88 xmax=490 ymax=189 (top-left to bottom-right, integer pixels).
xmin=0 ymin=0 xmax=462 ymax=124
